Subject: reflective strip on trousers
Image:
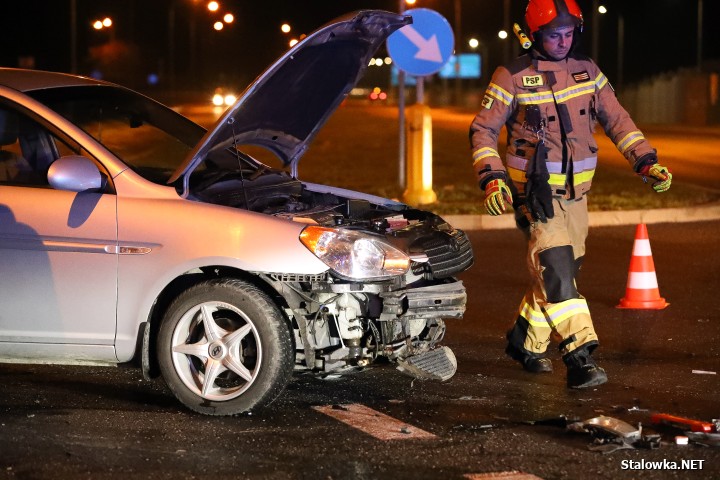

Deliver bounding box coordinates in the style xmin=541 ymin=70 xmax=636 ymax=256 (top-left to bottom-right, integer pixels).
xmin=519 ymin=297 xmax=590 ymax=328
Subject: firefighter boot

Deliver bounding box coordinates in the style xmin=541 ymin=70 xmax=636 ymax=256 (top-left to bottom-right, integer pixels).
xmin=506 ymin=344 xmax=553 ymax=374
xmin=563 ymin=344 xmax=607 ymax=389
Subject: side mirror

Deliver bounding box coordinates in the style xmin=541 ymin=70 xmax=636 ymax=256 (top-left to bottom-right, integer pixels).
xmin=47 ymin=155 xmax=106 ymax=192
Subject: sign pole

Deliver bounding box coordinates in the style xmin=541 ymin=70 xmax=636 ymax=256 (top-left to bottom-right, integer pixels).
xmin=387 ymin=8 xmax=454 ymax=206
xmin=398 ymin=1 xmax=406 ymax=190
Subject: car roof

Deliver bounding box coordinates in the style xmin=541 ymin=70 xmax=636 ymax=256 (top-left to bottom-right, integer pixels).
xmin=0 ymin=68 xmax=109 ymax=92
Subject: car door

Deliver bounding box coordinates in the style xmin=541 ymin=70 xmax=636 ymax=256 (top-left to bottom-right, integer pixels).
xmin=0 ymin=103 xmax=118 ymax=350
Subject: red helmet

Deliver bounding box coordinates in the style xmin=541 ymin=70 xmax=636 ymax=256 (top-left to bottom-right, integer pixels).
xmin=525 ymin=0 xmax=584 ymax=40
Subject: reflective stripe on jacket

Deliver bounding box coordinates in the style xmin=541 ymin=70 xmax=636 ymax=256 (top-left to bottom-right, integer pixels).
xmin=470 ymin=52 xmax=655 ymax=198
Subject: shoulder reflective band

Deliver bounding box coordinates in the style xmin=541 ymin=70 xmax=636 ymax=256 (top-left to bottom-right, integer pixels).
xmin=486 ymin=82 xmax=513 ymax=106
xmin=595 ymin=72 xmax=609 ymax=90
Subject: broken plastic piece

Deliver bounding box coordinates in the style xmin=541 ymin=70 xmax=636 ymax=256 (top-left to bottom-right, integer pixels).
xmin=686 ymin=432 xmax=720 ymax=447
xmin=569 ymin=416 xmax=653 ymax=453
xmin=572 ymin=415 xmax=642 ymax=440
xmin=635 ymin=434 xmax=661 ymax=450
xmin=650 ymin=413 xmax=715 ymax=433
xmin=396 ymin=346 xmax=457 ymax=381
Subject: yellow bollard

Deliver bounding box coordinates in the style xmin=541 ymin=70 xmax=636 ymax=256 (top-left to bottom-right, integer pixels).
xmin=403 ymin=103 xmax=437 ymax=206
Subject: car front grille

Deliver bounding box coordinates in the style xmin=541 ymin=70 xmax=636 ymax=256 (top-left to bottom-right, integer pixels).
xmin=411 ymin=229 xmax=474 ymax=279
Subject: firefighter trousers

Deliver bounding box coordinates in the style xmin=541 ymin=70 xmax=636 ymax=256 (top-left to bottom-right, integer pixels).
xmin=507 ymin=196 xmax=599 ymax=361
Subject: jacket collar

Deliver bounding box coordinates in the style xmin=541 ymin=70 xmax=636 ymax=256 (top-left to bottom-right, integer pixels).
xmin=530 ymin=50 xmax=568 ymax=72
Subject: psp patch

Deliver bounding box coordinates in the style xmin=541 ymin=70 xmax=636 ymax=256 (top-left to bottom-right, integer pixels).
xmin=481 ymin=95 xmax=494 ymax=109
xmin=522 ymin=75 xmax=544 ymax=87
xmin=572 ymin=71 xmax=591 ymax=82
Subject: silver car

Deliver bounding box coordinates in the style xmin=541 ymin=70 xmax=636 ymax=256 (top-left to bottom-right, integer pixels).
xmin=0 ymin=11 xmax=472 ymax=415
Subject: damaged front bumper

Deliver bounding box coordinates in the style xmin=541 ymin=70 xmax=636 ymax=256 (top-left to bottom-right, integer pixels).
xmin=289 ymin=278 xmax=467 ymax=379
xmin=379 ymin=280 xmax=467 ymax=322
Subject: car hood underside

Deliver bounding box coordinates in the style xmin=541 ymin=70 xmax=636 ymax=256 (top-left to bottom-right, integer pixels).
xmin=169 ymin=11 xmax=410 ymax=192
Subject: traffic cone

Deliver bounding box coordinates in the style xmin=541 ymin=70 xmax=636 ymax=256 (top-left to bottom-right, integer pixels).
xmin=617 ymin=224 xmax=669 ymax=309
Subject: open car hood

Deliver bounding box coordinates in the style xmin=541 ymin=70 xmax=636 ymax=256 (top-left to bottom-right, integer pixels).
xmin=169 ymin=10 xmax=410 ymax=190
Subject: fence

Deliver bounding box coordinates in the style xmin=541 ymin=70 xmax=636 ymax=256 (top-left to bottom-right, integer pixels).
xmin=618 ymin=69 xmax=720 ymax=125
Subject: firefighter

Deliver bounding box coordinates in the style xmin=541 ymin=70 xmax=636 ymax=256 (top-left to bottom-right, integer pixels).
xmin=469 ymin=0 xmax=672 ymax=389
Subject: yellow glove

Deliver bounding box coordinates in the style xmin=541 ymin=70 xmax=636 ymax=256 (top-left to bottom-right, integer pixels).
xmin=641 ymin=163 xmax=672 ymax=193
xmin=484 ymin=179 xmax=513 ymax=215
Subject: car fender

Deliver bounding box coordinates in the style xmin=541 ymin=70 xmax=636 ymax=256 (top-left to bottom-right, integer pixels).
xmin=113 ymin=181 xmax=327 ymax=361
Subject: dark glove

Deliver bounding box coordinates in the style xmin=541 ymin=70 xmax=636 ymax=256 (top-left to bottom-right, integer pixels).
xmin=524 ymin=142 xmax=555 ymax=223
xmin=525 ymin=181 xmax=554 ymax=222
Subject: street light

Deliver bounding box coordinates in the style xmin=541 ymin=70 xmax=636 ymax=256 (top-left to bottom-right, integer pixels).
xmin=280 ymin=23 xmax=291 ymax=34
xmin=93 ymin=17 xmax=113 ymax=31
xmin=594 ymin=5 xmax=624 ymax=88
xmin=168 ymin=0 xmax=236 ymax=90
xmin=591 ymin=1 xmax=605 ymax=61
xmin=92 ymin=17 xmax=115 ymax=41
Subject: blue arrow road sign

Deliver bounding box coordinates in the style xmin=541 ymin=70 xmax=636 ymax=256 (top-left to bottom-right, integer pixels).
xmin=387 ymin=8 xmax=454 ymax=77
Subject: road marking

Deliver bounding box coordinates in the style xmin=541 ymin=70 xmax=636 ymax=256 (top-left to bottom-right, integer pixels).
xmin=464 ymin=473 xmax=544 ymax=480
xmin=313 ymin=403 xmax=436 ymax=440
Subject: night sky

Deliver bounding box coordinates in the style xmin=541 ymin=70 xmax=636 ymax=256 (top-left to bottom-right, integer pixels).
xmin=2 ymin=0 xmax=718 ymax=92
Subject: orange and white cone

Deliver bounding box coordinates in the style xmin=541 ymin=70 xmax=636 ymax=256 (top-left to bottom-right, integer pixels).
xmin=617 ymin=223 xmax=669 ymax=309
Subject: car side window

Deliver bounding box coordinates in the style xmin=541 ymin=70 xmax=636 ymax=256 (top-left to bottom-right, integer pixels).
xmin=0 ymin=105 xmax=79 ymax=187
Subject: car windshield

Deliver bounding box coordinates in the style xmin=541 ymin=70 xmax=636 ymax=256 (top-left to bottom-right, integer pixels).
xmin=27 ymin=85 xmax=206 ymax=184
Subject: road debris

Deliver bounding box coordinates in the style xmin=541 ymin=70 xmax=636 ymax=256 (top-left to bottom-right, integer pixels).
xmin=650 ymin=413 xmax=715 ymax=433
xmin=567 ymin=415 xmax=661 ymax=453
xmin=686 ymin=432 xmax=720 ymax=447
xmin=525 ymin=415 xmax=579 ymax=428
xmin=691 ymin=369 xmax=717 ymax=375
xmin=452 ymin=423 xmax=496 ymax=432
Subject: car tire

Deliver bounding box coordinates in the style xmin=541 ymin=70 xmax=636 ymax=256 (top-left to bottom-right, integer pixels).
xmin=157 ymin=278 xmax=293 ymax=415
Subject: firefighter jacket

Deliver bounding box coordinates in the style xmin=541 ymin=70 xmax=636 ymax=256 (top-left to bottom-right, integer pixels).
xmin=470 ymin=52 xmax=656 ymax=199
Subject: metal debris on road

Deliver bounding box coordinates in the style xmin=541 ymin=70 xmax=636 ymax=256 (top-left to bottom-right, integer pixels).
xmin=686 ymin=431 xmax=720 ymax=447
xmin=567 ymin=415 xmax=661 ymax=453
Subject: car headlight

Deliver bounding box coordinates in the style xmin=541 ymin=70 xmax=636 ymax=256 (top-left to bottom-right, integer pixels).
xmin=300 ymin=225 xmax=409 ymax=280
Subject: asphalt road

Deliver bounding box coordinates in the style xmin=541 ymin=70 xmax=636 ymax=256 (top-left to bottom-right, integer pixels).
xmin=2 ymin=221 xmax=719 ymax=480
